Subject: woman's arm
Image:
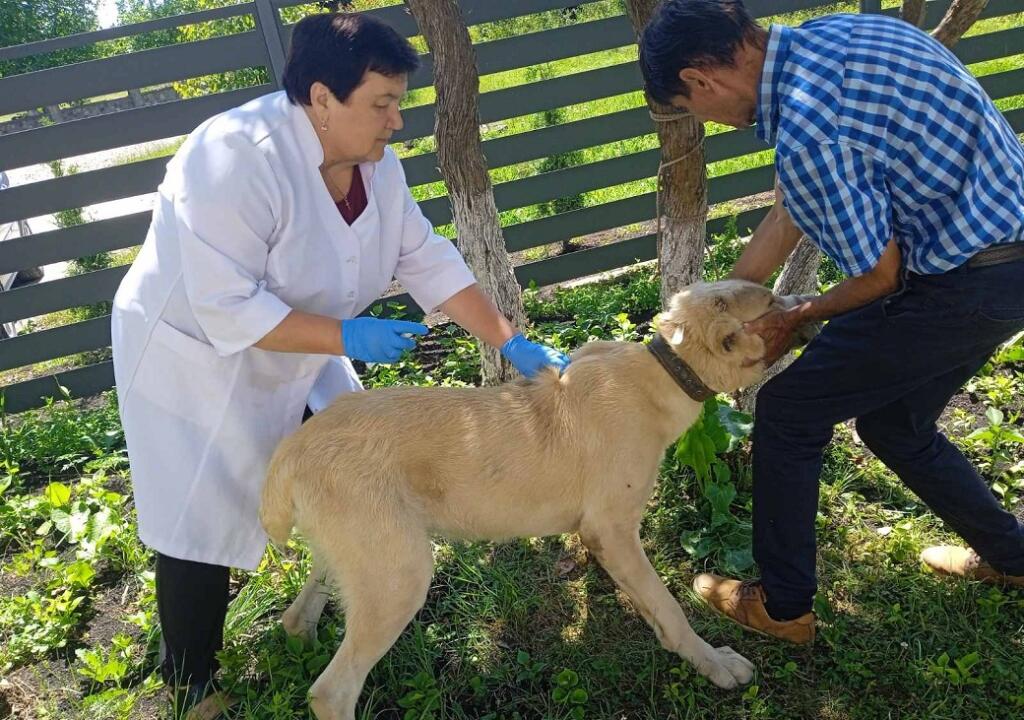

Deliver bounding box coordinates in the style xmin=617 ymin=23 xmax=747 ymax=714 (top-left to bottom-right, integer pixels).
xmin=437 ymin=284 xmax=517 ymax=349
xmin=253 ymin=310 xmax=344 ymax=354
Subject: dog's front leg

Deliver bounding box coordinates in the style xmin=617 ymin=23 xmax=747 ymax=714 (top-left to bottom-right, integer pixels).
xmin=282 ymin=553 xmax=332 ymax=644
xmin=580 ymin=524 xmax=754 ymax=689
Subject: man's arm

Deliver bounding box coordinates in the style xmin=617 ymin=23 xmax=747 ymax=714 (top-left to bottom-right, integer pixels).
xmin=748 ymin=238 xmax=901 ymax=364
xmin=729 ymin=183 xmax=805 ymax=284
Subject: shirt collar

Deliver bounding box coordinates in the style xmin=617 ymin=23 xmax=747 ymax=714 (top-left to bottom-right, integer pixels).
xmin=756 ymin=24 xmax=791 ymax=145
xmin=281 ymin=91 xmax=377 ymax=185
xmin=283 ymin=92 xmax=326 ymax=168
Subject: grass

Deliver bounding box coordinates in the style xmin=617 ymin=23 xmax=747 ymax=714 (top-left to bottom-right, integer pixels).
xmin=2 ymin=235 xmax=1023 ymax=719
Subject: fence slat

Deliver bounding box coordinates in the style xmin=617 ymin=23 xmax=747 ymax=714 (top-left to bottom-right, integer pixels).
xmin=879 ymin=0 xmax=1023 ymax=27
xmin=0 ymin=86 xmax=271 ymax=170
xmin=515 ymin=206 xmax=772 ymax=289
xmin=0 ymin=362 xmax=114 ymax=415
xmin=0 ymin=32 xmax=269 ymax=116
xmin=956 ymin=26 xmax=1024 ymax=66
xmin=0 ymin=159 xmax=166 ymax=226
xmin=0 ymin=213 xmax=150 ymax=275
xmin=1008 ymin=106 xmax=1024 ymax=132
xmin=0 ymin=266 xmax=128 ymax=325
xmin=0 ymin=317 xmax=111 ymax=373
xmin=395 ymin=62 xmax=643 ymax=143
xmin=980 ymin=68 xmax=1024 ymax=101
xmin=0 ymin=2 xmax=258 ymax=63
xmin=409 ymin=16 xmax=637 ymax=91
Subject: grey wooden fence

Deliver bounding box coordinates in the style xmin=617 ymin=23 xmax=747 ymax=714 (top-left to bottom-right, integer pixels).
xmin=0 ymin=0 xmax=1022 ymax=413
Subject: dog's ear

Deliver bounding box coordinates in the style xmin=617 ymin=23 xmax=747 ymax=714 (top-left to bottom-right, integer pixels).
xmin=657 ymin=311 xmax=686 ymax=347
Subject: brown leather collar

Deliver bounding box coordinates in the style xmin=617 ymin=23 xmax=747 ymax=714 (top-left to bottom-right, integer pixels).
xmin=646 ymin=333 xmax=715 ymax=402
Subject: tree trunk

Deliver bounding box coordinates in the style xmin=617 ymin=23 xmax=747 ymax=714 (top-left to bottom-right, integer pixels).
xmin=736 ymin=236 xmax=821 ymax=413
xmin=901 ymin=0 xmax=927 ymax=27
xmin=404 ymin=0 xmax=527 ymax=385
xmin=929 ymin=0 xmax=989 ymax=48
xmin=624 ymin=0 xmax=708 ymax=308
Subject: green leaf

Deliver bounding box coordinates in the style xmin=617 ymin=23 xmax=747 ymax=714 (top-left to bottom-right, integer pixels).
xmin=51 ymin=509 xmax=72 ymax=535
xmin=706 ymin=481 xmax=736 ymax=517
xmin=712 ymin=459 xmax=732 ymax=485
xmin=723 ymin=546 xmax=755 ymax=574
xmin=45 ymin=482 xmax=71 ymax=508
xmin=986 ymin=406 xmax=1004 ymax=427
xmin=701 ymin=399 xmax=731 ymax=453
xmin=66 ymin=560 xmax=95 ymax=587
xmin=70 ymin=507 xmax=91 ymax=540
xmin=680 ymin=531 xmax=715 ymax=559
xmin=284 ymin=634 xmax=304 ymax=655
xmin=717 ymin=403 xmax=753 ymax=442
xmin=955 ymin=652 xmax=980 ymax=673
xmin=555 ymin=668 xmax=578 ymax=687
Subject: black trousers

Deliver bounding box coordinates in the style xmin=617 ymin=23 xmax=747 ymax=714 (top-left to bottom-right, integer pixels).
xmin=155 ymin=404 xmax=317 ymax=686
xmin=753 ymin=257 xmax=1024 ymax=620
xmin=155 ymin=551 xmax=229 ymax=686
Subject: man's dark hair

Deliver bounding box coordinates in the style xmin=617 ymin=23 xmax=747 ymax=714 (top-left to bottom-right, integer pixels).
xmin=282 ymin=12 xmax=420 ymax=105
xmin=639 ymin=0 xmax=761 ymax=104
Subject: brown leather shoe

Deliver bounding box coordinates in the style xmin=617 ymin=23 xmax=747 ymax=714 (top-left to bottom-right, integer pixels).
xmin=693 ymin=574 xmax=815 ymax=644
xmin=920 ymin=546 xmax=1024 ymax=587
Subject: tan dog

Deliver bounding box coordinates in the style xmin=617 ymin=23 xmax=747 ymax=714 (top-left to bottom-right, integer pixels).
xmin=260 ymin=279 xmax=792 ymax=720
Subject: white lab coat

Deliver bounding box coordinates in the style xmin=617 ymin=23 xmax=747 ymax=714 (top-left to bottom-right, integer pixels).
xmin=111 ymin=91 xmax=476 ymax=570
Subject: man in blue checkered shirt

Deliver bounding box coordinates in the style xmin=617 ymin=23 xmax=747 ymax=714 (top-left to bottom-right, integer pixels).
xmin=641 ymin=0 xmax=1024 ymax=644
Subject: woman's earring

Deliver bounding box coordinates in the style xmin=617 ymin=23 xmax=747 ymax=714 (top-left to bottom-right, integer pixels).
xmin=320 ymin=117 xmax=328 ymax=132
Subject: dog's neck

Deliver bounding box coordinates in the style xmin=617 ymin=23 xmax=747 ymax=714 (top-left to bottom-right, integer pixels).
xmin=646 ymin=334 xmax=716 ymax=403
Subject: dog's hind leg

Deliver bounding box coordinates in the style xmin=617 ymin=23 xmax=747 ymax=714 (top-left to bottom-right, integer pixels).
xmin=282 ymin=552 xmax=332 ymax=644
xmin=579 ymin=522 xmax=754 ymax=690
xmin=308 ymin=524 xmax=434 ymax=720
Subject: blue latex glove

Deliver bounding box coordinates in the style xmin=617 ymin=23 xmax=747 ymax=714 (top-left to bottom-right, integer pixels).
xmin=500 ymin=333 xmax=570 ymax=378
xmin=341 ymin=318 xmax=428 ymax=363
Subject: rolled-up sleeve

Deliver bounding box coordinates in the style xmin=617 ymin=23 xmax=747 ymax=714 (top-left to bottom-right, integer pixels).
xmin=390 ymin=154 xmax=477 ymax=312
xmin=174 ymin=135 xmax=292 ymax=356
xmin=778 ymin=142 xmax=892 ymax=277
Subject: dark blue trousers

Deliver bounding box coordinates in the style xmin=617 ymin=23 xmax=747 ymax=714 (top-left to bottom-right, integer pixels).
xmin=753 ymin=258 xmax=1024 ymax=620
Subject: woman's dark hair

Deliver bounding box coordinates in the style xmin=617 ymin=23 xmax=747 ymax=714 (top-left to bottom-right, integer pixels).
xmin=639 ymin=0 xmax=761 ymax=104
xmin=282 ymin=13 xmax=420 ymax=105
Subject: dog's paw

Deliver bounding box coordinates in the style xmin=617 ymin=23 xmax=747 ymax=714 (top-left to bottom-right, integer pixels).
xmin=694 ymin=645 xmax=755 ymax=689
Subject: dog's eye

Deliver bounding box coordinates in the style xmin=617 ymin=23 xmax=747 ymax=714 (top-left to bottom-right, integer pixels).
xmin=721 ymin=333 xmax=736 ymax=352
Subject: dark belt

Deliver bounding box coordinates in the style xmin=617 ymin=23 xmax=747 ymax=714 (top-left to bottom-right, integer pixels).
xmin=967 ymin=242 xmax=1024 ymax=268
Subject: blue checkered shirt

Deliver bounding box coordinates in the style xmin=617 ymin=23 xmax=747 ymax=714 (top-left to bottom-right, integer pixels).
xmin=756 ymin=13 xmax=1024 ymax=276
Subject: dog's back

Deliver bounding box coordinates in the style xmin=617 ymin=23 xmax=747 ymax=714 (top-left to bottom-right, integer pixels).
xmin=261 ymin=340 xmax=667 ymax=545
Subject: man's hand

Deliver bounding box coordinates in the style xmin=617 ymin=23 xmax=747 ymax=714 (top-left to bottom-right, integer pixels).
xmin=744 ymin=304 xmax=809 ymax=366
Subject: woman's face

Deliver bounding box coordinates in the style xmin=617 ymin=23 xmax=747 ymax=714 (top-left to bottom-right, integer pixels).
xmin=310 ymin=71 xmax=407 ymax=165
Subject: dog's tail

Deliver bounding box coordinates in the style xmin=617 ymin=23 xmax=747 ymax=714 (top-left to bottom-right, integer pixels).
xmin=260 ymin=442 xmax=299 ymax=546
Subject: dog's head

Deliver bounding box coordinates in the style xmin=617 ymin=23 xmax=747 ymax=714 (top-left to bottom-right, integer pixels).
xmin=656 ymin=279 xmax=810 ymax=392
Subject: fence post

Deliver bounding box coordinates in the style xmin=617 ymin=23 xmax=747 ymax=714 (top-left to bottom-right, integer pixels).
xmin=253 ymin=0 xmax=288 ymax=89
xmin=859 ymin=0 xmax=883 ymax=13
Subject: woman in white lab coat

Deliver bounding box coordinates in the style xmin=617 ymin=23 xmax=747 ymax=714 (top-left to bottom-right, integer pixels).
xmin=111 ymin=12 xmax=568 ymax=713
